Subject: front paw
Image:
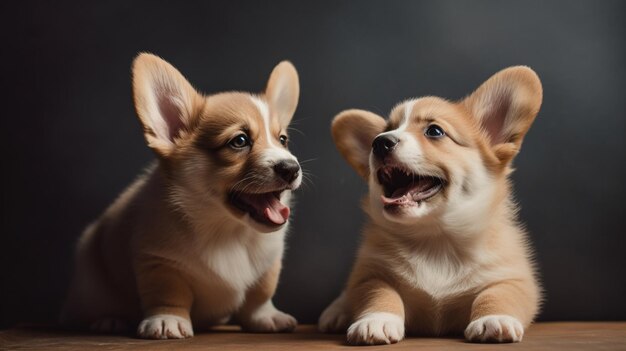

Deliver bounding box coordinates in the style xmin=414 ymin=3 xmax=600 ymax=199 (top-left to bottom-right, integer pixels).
xmin=465 ymin=314 xmax=524 ymax=343
xmin=347 ymin=312 xmax=405 ymax=345
xmin=137 ymin=314 xmax=194 ymax=339
xmin=241 ymin=303 xmax=297 ymax=333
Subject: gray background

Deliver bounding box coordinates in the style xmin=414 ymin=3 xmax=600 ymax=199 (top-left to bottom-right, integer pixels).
xmin=1 ymin=0 xmax=625 ymax=329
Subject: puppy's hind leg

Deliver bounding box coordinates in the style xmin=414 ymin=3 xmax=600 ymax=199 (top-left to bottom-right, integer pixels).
xmin=61 ymin=265 xmax=131 ymax=333
xmin=318 ymin=291 xmax=350 ymax=333
xmin=60 ymin=228 xmax=135 ymax=333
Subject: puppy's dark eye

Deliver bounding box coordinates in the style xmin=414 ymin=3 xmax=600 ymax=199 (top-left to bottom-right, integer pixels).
xmin=425 ymin=125 xmax=445 ymax=138
xmin=229 ymin=134 xmax=250 ymax=148
xmin=279 ymin=135 xmax=288 ymax=146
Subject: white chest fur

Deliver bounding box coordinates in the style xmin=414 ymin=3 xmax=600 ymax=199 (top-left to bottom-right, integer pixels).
xmin=362 ymin=238 xmax=493 ymax=301
xmin=198 ymin=229 xmax=285 ymax=292
xmin=398 ymin=250 xmax=476 ymax=300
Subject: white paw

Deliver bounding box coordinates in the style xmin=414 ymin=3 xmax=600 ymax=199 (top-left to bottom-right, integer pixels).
xmin=465 ymin=314 xmax=524 ymax=343
xmin=137 ymin=314 xmax=194 ymax=339
xmin=347 ymin=312 xmax=405 ymax=345
xmin=90 ymin=318 xmax=129 ymax=333
xmin=318 ymin=293 xmax=350 ymax=333
xmin=241 ymin=301 xmax=297 ymax=333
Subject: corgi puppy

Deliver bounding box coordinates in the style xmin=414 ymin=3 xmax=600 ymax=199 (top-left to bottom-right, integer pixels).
xmin=319 ymin=67 xmax=542 ymax=344
xmin=61 ymin=53 xmax=302 ymax=339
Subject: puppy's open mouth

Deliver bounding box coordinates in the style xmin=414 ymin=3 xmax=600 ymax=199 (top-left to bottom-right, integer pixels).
xmin=377 ymin=166 xmax=445 ymax=208
xmin=229 ymin=190 xmax=290 ymax=227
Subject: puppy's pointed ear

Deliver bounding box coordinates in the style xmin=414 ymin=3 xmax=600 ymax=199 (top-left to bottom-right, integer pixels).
xmin=462 ymin=66 xmax=542 ymax=165
xmin=132 ymin=53 xmax=202 ymax=156
xmin=265 ymin=61 xmax=299 ymax=127
xmin=332 ymin=109 xmax=386 ymax=180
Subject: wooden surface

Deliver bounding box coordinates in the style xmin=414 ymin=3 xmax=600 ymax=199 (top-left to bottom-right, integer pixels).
xmin=1 ymin=322 xmax=625 ymax=350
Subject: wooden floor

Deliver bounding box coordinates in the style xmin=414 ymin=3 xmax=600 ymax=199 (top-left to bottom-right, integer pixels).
xmin=1 ymin=322 xmax=625 ymax=350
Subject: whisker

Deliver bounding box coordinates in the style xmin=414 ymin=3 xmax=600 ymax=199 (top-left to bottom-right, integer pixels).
xmin=230 ymin=177 xmax=254 ymax=192
xmin=288 ymin=127 xmax=306 ymax=137
xmin=229 ymin=173 xmax=261 ymax=193
xmin=289 ymin=116 xmax=313 ymax=126
xmin=301 ymin=169 xmax=318 ymax=179
xmin=298 ymin=158 xmax=318 ymax=165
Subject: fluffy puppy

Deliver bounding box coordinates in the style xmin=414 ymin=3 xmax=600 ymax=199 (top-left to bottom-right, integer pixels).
xmin=61 ymin=53 xmax=302 ymax=339
xmin=319 ymin=67 xmax=542 ymax=344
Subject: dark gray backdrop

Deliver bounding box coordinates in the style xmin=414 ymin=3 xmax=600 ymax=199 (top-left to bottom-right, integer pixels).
xmin=2 ymin=0 xmax=625 ymax=329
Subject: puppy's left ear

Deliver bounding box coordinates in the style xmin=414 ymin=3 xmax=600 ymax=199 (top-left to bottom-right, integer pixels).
xmin=265 ymin=61 xmax=299 ymax=127
xmin=462 ymin=66 xmax=543 ymax=165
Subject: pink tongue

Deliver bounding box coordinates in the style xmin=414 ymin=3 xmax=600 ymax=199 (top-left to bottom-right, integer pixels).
xmin=263 ymin=196 xmax=290 ymax=225
xmin=239 ymin=193 xmax=290 ymax=225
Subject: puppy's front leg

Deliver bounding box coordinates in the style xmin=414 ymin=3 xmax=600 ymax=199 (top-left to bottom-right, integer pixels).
xmin=237 ymin=260 xmax=297 ymax=333
xmin=346 ymin=279 xmax=405 ymax=345
xmin=465 ymin=280 xmax=538 ymax=343
xmin=135 ymin=260 xmax=194 ymax=339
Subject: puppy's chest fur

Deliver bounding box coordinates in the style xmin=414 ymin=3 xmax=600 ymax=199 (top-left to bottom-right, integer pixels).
xmin=365 ymin=234 xmax=495 ymax=301
xmin=195 ymin=230 xmax=284 ymax=292
xmin=168 ymin=221 xmax=285 ymax=291
xmin=399 ymin=251 xmax=471 ymax=298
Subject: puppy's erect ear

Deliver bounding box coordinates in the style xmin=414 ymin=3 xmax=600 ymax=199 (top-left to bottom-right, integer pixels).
xmin=462 ymin=66 xmax=543 ymax=164
xmin=132 ymin=53 xmax=202 ymax=156
xmin=332 ymin=109 xmax=386 ymax=180
xmin=265 ymin=61 xmax=299 ymax=127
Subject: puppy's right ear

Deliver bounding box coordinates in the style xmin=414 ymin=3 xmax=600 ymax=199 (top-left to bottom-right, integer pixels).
xmin=331 ymin=109 xmax=386 ymax=180
xmin=132 ymin=53 xmax=202 ymax=157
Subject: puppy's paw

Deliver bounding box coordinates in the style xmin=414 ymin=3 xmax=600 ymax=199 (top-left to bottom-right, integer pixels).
xmin=347 ymin=312 xmax=405 ymax=345
xmin=465 ymin=314 xmax=524 ymax=343
xmin=90 ymin=318 xmax=129 ymax=333
xmin=318 ymin=300 xmax=350 ymax=333
xmin=137 ymin=314 xmax=193 ymax=339
xmin=241 ymin=302 xmax=297 ymax=333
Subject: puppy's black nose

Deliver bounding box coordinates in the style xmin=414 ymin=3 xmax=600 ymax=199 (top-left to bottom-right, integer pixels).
xmin=372 ymin=134 xmax=399 ymax=159
xmin=274 ymin=159 xmax=300 ymax=184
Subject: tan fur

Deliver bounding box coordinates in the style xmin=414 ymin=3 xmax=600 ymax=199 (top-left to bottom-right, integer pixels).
xmin=61 ymin=53 xmax=302 ymax=339
xmin=320 ymin=67 xmax=542 ymax=344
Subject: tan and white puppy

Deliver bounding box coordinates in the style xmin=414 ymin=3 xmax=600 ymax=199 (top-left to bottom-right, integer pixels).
xmin=319 ymin=67 xmax=542 ymax=344
xmin=61 ymin=53 xmax=302 ymax=339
